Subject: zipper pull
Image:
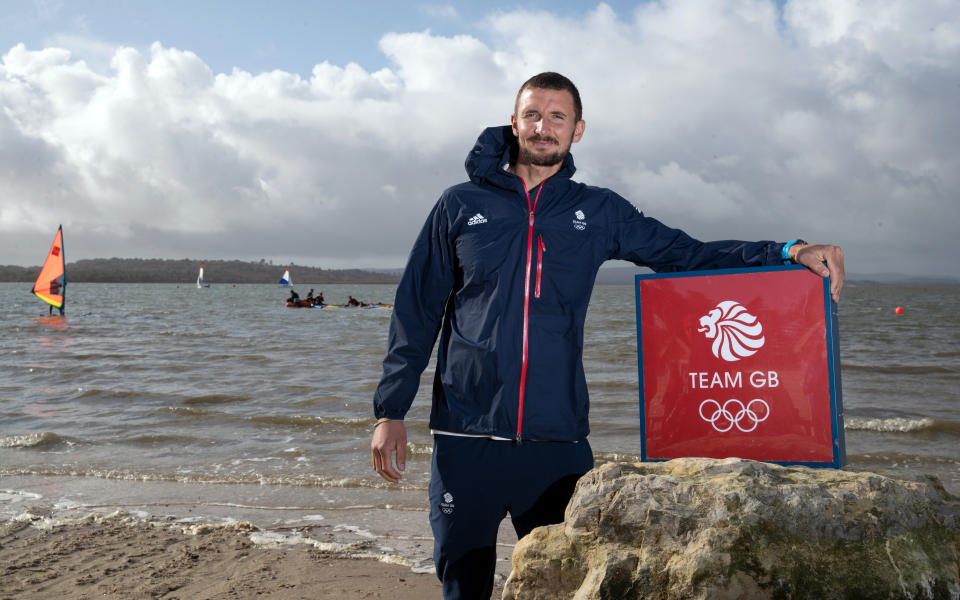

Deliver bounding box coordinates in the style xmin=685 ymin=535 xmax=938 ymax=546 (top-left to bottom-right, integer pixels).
xmin=536 ymin=235 xmax=545 ymax=299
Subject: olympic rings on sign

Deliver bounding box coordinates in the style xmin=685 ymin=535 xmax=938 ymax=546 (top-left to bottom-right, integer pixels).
xmin=698 ymin=398 xmax=770 ymax=433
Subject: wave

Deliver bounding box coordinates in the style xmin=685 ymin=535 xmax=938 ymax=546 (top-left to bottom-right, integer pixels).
xmin=71 ymin=352 xmax=149 ymax=362
xmin=841 ymin=364 xmax=958 ymax=375
xmin=0 ymin=432 xmax=68 ymax=449
xmin=594 ymin=451 xmax=643 ymax=464
xmin=247 ymin=415 xmax=371 ymax=428
xmin=406 ymin=442 xmax=433 ymax=456
xmin=585 ymin=380 xmax=639 ymax=393
xmin=844 ymin=417 xmax=960 ymax=434
xmin=236 ymin=354 xmax=270 ymax=363
xmin=122 ymin=434 xmax=203 ymax=446
xmin=75 ymin=388 xmax=167 ymax=402
xmin=149 ymin=410 xmax=409 ymax=434
xmin=847 ymin=452 xmax=960 ymax=466
xmin=5 ymin=510 xmax=434 ymax=579
xmin=0 ymin=466 xmax=430 ymax=492
xmin=182 ymin=394 xmax=249 ymax=405
xmin=159 ymin=406 xmax=217 ymax=417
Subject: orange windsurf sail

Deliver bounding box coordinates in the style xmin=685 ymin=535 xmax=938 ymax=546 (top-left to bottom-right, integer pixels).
xmin=32 ymin=226 xmax=66 ymax=311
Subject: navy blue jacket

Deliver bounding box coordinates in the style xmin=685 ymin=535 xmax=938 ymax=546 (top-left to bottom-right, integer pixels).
xmin=373 ymin=125 xmax=785 ymax=441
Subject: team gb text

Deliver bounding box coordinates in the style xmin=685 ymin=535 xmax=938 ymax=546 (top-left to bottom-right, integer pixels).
xmin=688 ymin=371 xmax=780 ymax=389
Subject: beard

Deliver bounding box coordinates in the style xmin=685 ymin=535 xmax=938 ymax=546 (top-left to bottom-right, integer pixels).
xmin=517 ymin=134 xmax=571 ymax=167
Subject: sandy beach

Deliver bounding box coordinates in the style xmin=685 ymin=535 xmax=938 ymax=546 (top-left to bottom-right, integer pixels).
xmin=0 ymin=511 xmax=451 ymax=600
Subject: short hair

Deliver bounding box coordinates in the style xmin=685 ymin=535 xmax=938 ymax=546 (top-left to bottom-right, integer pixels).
xmin=515 ymin=72 xmax=583 ymax=122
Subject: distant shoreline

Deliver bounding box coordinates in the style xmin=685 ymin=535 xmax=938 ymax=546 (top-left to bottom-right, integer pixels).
xmin=1 ymin=259 xmax=956 ymax=286
xmin=590 ymin=266 xmax=960 ymax=287
xmin=0 ymin=258 xmax=400 ymax=285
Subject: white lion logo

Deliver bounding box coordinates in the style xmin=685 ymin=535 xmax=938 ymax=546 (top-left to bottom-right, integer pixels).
xmin=697 ymin=300 xmax=765 ymax=362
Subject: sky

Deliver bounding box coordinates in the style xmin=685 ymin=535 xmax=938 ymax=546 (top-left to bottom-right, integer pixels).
xmin=1 ymin=0 xmax=958 ymax=278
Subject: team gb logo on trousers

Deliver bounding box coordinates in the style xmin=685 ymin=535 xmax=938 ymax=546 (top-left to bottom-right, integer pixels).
xmin=697 ymin=300 xmax=765 ymax=362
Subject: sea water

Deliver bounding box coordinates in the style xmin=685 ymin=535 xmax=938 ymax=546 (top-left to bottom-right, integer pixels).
xmin=1 ymin=281 xmax=958 ymax=573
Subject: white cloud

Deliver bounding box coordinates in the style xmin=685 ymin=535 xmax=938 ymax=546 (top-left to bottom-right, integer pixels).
xmin=43 ymin=33 xmax=116 ymax=72
xmin=421 ymin=5 xmax=460 ymax=20
xmin=622 ymin=161 xmax=751 ymax=221
xmin=1 ymin=1 xmax=958 ymax=278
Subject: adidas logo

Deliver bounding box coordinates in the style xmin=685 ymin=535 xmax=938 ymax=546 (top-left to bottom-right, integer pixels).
xmin=467 ymin=213 xmax=488 ymax=226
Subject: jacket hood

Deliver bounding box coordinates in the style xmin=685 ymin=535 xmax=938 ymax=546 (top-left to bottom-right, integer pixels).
xmin=464 ymin=125 xmax=577 ymax=188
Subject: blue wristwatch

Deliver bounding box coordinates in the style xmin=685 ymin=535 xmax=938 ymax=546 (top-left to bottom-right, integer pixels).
xmin=782 ymin=239 xmax=806 ymax=263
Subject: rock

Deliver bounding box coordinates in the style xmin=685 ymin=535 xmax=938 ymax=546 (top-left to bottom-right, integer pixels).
xmin=503 ymin=458 xmax=960 ymax=600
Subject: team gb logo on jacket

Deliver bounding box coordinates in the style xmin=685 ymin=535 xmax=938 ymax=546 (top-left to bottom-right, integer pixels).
xmin=573 ymin=210 xmax=586 ymax=230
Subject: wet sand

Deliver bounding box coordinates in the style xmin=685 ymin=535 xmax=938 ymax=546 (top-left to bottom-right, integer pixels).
xmin=0 ymin=512 xmax=449 ymax=599
xmin=0 ymin=474 xmax=518 ymax=599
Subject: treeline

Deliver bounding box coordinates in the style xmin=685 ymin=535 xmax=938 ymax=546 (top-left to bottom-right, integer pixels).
xmin=0 ymin=258 xmax=400 ymax=284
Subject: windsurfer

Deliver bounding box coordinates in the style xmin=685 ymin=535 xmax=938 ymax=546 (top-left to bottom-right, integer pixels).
xmin=49 ymin=281 xmax=63 ymax=314
xmin=32 ymin=226 xmax=67 ymax=316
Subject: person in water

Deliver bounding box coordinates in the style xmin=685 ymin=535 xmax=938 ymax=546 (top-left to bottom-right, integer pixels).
xmin=315 ymin=291 xmax=325 ymax=305
xmin=347 ymin=296 xmax=361 ymax=307
xmin=47 ymin=280 xmax=64 ymax=316
xmin=370 ymin=71 xmax=845 ymax=600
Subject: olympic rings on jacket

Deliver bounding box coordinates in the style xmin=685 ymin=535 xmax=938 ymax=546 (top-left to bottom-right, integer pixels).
xmin=699 ymin=398 xmax=770 ymax=433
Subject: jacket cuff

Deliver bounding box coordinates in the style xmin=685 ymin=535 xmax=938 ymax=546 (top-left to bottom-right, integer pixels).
xmin=374 ymin=409 xmax=406 ymax=420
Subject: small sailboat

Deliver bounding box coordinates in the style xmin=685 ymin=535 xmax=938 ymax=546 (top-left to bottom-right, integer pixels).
xmin=279 ymin=267 xmax=292 ymax=286
xmin=32 ymin=225 xmax=66 ymax=316
xmin=197 ymin=263 xmax=205 ymax=288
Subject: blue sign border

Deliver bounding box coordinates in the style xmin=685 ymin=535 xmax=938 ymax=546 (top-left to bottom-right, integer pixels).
xmin=634 ymin=265 xmax=845 ymax=468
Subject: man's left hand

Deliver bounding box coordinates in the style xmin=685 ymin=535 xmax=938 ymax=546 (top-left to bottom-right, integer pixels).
xmin=791 ymin=243 xmax=845 ymax=302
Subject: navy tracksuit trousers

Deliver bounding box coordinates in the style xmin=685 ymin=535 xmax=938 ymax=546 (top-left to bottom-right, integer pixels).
xmin=429 ymin=434 xmax=594 ymax=600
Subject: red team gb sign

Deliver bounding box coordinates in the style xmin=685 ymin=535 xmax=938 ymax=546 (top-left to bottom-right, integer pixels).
xmin=635 ymin=266 xmax=845 ymax=468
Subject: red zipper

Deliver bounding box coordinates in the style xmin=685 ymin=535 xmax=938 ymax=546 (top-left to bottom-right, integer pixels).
xmin=517 ymin=177 xmax=545 ymax=440
xmin=535 ymin=236 xmax=545 ymax=298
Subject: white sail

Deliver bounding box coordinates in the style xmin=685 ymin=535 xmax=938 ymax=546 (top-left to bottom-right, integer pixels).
xmin=197 ymin=263 xmax=204 ymax=288
xmin=279 ymin=268 xmax=291 ymax=286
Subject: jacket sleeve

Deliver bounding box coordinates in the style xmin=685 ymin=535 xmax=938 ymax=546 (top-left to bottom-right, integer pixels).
xmin=373 ymin=195 xmax=457 ymax=420
xmin=608 ymin=195 xmax=785 ymax=271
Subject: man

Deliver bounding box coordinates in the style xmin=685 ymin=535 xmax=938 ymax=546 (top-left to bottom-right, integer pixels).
xmin=371 ymin=72 xmax=844 ymax=600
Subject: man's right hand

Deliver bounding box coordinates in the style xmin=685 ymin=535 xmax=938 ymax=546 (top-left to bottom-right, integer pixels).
xmin=371 ymin=420 xmax=407 ymax=483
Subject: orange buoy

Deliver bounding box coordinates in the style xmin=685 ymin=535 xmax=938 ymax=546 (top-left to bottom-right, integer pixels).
xmin=895 ymin=306 xmax=904 ymax=315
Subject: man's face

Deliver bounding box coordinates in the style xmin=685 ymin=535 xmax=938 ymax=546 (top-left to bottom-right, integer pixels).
xmin=511 ymin=87 xmax=585 ymax=168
